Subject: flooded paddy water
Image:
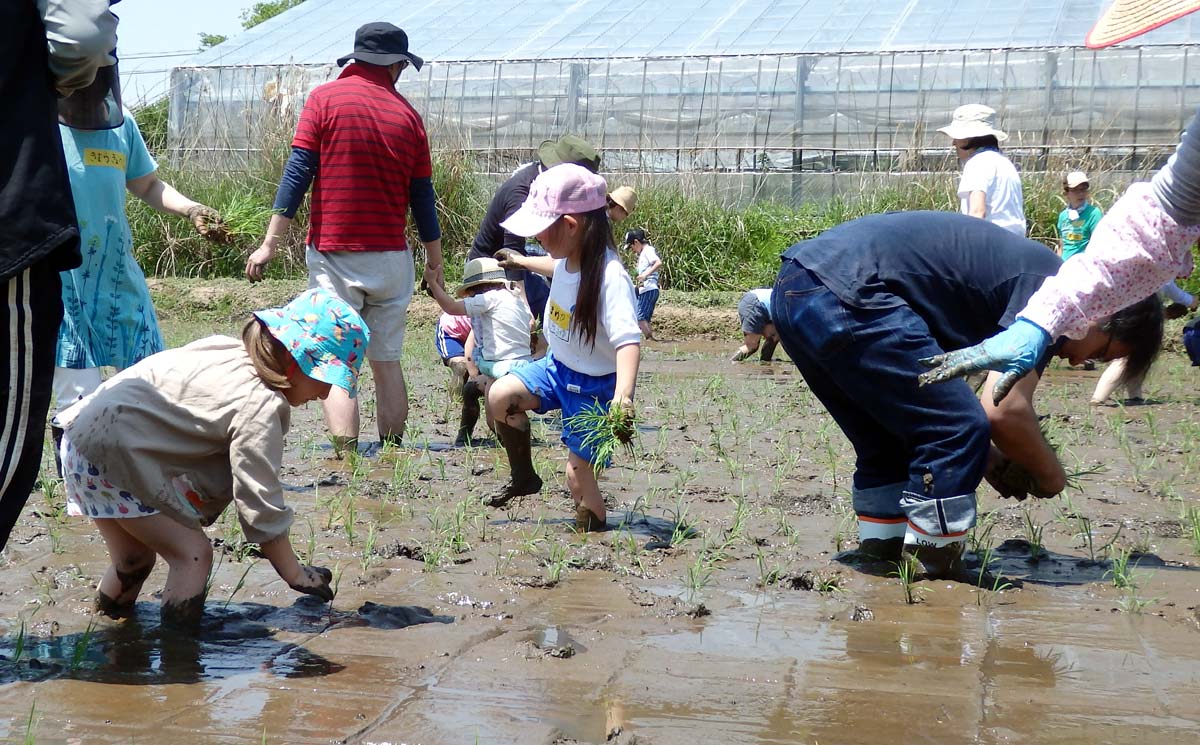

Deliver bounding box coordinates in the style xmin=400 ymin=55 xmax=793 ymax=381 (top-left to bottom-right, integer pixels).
xmin=2 ymin=322 xmax=1199 ymax=744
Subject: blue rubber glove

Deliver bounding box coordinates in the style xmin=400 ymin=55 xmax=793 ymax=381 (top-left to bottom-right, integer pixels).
xmin=918 ymin=318 xmax=1052 ymax=405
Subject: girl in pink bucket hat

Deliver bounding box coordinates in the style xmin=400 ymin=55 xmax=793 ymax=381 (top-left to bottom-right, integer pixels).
xmin=486 ymin=164 xmax=643 ymax=531
xmin=54 ymin=288 xmax=368 ymax=628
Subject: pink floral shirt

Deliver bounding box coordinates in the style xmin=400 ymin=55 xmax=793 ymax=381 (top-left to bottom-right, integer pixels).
xmin=1019 ymin=182 xmax=1200 ymax=338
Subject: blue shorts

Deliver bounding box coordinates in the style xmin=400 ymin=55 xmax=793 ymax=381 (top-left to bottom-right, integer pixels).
xmin=436 ymin=327 xmax=467 ymax=363
xmin=636 ymin=289 xmax=659 ymax=322
xmin=508 ymin=355 xmax=617 ymax=465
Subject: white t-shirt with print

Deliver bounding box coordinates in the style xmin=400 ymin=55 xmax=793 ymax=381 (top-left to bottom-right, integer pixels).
xmin=462 ymin=287 xmax=533 ymax=363
xmin=957 ymin=149 xmax=1026 ymax=236
xmin=636 ymin=243 xmax=661 ymax=292
xmin=543 ymin=251 xmax=641 ymax=376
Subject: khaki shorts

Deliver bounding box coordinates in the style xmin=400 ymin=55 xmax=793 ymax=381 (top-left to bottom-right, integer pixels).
xmin=307 ymin=247 xmax=414 ymax=361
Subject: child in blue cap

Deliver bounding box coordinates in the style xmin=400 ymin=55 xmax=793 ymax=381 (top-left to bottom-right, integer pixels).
xmin=54 ymin=289 xmax=368 ymax=627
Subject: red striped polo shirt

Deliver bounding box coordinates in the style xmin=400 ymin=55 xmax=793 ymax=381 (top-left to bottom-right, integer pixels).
xmin=293 ymin=63 xmax=432 ymax=252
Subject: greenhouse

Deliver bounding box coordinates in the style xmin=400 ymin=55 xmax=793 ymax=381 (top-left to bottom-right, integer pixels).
xmin=169 ymin=0 xmax=1200 ymax=204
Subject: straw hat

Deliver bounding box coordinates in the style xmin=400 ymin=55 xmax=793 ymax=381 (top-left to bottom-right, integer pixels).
xmin=457 ymin=257 xmax=508 ymax=297
xmin=1087 ymin=0 xmax=1200 ymax=48
xmin=608 ymin=186 xmax=638 ymax=215
xmin=937 ymin=104 xmax=1008 ymax=142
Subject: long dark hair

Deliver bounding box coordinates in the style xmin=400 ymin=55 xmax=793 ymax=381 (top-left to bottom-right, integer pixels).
xmin=570 ymin=207 xmax=616 ymax=349
xmin=1104 ymin=294 xmax=1164 ymax=388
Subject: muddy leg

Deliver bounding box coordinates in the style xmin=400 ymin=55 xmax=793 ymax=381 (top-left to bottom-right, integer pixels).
xmin=566 ymin=451 xmax=606 ymax=531
xmin=50 ymin=425 xmax=65 ymax=479
xmin=485 ymin=375 xmax=544 ymax=507
xmin=115 ymin=514 xmax=214 ymax=627
xmin=447 ymin=357 xmax=470 ymax=400
xmin=455 ymin=379 xmax=483 ymax=446
xmin=93 ymin=518 xmax=158 ymax=617
xmin=487 ymin=421 xmax=543 ymax=507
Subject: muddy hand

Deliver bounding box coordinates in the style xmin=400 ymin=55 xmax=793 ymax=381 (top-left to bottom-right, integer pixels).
xmin=493 ymin=248 xmax=522 ymax=269
xmin=918 ymin=319 xmax=1051 ymax=405
xmin=288 ymin=565 xmax=335 ymax=602
xmin=186 ymin=204 xmax=231 ymax=244
xmin=610 ymin=396 xmax=636 ymax=443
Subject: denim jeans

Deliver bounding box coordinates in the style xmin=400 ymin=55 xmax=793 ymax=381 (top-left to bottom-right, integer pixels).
xmin=773 ymin=259 xmax=988 ymax=542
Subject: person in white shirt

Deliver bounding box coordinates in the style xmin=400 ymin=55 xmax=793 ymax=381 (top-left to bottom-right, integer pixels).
xmin=732 ymin=288 xmax=779 ymax=361
xmin=424 ymin=257 xmax=533 ymax=445
xmin=488 ymin=165 xmax=642 ymax=531
xmin=939 ymin=104 xmax=1026 ymax=237
xmin=624 ymin=228 xmax=663 ymax=340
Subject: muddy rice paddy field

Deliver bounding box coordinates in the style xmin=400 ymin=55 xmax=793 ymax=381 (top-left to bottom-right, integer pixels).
xmin=2 ymin=315 xmax=1200 ymax=744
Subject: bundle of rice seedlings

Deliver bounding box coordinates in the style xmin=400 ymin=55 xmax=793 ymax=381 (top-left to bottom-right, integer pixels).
xmin=566 ymin=400 xmax=636 ymax=475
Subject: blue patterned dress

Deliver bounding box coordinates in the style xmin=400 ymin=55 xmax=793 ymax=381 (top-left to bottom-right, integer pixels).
xmin=57 ymin=111 xmax=164 ymax=370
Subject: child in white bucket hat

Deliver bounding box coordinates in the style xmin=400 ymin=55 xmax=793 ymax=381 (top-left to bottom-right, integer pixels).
xmin=54 ymin=289 xmax=367 ymax=627
xmin=424 ymin=257 xmax=533 ymax=445
xmin=486 ymin=164 xmax=643 ymax=531
xmin=939 ymin=104 xmax=1026 ymax=237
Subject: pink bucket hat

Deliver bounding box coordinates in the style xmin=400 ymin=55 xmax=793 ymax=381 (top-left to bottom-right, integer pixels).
xmin=500 ymin=164 xmax=608 ymax=237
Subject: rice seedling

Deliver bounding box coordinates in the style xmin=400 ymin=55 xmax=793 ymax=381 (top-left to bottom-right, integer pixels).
xmin=755 ymin=547 xmax=783 ymax=587
xmin=1105 ymin=546 xmax=1139 ymax=590
xmin=11 ymin=619 xmax=27 ymax=664
xmin=222 ymin=560 xmax=257 ymax=611
xmin=891 ymin=553 xmax=925 ymax=605
xmin=684 ymin=553 xmax=714 ymax=602
xmin=361 ymin=523 xmax=379 ymax=572
xmin=545 ymin=542 xmax=569 ymax=584
xmin=1182 ymin=504 xmax=1200 ymax=556
xmin=814 ymin=572 xmax=845 ymax=594
xmin=565 ymin=401 xmax=636 ymax=476
xmin=23 ymin=701 xmax=37 ymax=745
xmin=68 ymin=617 xmax=98 ymax=672
xmin=1117 ymin=588 xmax=1159 ymax=614
xmin=1022 ymin=509 xmax=1047 ymax=562
xmin=774 ymin=507 xmax=799 ymax=546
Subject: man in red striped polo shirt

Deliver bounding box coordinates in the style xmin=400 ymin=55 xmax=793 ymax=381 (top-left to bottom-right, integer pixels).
xmin=247 ymin=23 xmax=444 ymax=454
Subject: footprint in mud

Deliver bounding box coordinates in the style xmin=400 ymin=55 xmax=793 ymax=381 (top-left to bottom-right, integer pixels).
xmin=525 ymin=626 xmax=586 ymax=659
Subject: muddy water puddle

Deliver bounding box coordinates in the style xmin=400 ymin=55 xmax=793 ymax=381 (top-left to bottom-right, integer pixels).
xmin=3 ymin=335 xmax=1200 ymax=743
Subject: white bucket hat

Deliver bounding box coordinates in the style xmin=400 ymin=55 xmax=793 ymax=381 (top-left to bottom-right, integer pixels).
xmin=938 ymin=104 xmax=1009 ymax=142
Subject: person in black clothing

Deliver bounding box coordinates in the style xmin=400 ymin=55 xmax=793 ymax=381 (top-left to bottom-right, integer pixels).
xmin=773 ymin=211 xmax=1163 ymax=581
xmin=467 ymin=135 xmax=600 ymax=320
xmin=0 ymin=0 xmax=117 ymax=551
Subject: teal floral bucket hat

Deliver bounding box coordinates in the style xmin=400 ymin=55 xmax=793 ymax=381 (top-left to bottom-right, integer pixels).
xmin=253 ymin=289 xmax=370 ymax=398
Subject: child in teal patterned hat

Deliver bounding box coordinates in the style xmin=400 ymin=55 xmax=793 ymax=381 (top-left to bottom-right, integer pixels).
xmin=54 ymin=289 xmax=368 ymax=628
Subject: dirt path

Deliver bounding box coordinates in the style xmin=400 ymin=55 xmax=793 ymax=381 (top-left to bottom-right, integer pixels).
xmin=1 ymin=327 xmax=1199 ymax=743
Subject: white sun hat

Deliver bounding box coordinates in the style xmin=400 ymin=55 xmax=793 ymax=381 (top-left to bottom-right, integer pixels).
xmin=937 ymin=104 xmax=1009 ymax=142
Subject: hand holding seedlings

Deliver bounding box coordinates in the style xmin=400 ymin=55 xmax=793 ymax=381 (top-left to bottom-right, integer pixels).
xmin=610 ymin=395 xmax=636 ymax=444
xmin=186 ymin=204 xmax=231 ymax=243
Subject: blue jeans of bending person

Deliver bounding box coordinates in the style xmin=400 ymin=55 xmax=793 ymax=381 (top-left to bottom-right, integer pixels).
xmin=773 ymin=259 xmax=989 ymax=547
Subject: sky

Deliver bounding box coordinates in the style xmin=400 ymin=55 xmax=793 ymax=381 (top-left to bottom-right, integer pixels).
xmin=115 ymin=0 xmax=249 ymax=104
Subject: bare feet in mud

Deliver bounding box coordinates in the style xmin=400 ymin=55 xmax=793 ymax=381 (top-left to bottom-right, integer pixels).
xmin=160 ymin=594 xmax=206 ymax=630
xmin=574 ymin=504 xmax=607 ymax=533
xmin=485 ymin=474 xmax=543 ymax=508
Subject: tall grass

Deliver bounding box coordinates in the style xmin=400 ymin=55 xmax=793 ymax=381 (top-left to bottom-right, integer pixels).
xmin=126 ymin=108 xmax=1173 ymax=290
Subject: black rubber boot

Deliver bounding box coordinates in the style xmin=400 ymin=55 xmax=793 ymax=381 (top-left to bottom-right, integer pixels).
xmin=486 ymin=422 xmax=542 ymax=508
xmin=455 ymin=380 xmax=482 ymax=446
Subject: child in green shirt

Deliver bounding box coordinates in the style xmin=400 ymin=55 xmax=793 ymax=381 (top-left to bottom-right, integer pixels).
xmin=1057 ymin=171 xmax=1103 ymax=260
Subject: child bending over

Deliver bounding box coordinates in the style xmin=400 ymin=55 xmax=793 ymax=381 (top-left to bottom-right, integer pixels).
xmin=488 ymin=164 xmax=642 ymax=531
xmin=732 ymin=288 xmax=779 ymax=361
xmin=425 ymin=257 xmax=534 ymax=445
xmin=54 ymin=289 xmax=368 ymax=628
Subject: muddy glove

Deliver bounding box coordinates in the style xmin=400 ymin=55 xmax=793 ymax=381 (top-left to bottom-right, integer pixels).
xmin=918 ymin=319 xmax=1051 ymax=405
xmin=186 ymin=204 xmax=231 ymax=244
xmin=288 ymin=565 xmax=334 ymax=602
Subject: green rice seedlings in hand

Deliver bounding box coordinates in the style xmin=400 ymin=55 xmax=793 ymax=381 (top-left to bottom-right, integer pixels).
xmin=567 ymin=400 xmax=637 ymax=476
